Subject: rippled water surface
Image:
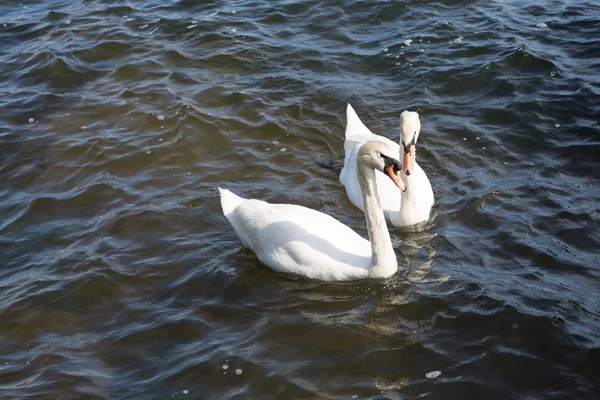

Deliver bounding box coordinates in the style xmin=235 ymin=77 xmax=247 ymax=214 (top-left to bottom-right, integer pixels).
xmin=2 ymin=0 xmax=600 ymax=398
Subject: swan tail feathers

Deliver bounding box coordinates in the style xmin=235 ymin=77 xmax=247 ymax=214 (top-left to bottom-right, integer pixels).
xmin=219 ymin=187 xmax=245 ymax=216
xmin=345 ymin=103 xmax=374 ymax=139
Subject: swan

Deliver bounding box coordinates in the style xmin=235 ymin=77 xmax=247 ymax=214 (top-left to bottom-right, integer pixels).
xmin=340 ymin=104 xmax=434 ymax=227
xmin=219 ymin=141 xmax=403 ymax=281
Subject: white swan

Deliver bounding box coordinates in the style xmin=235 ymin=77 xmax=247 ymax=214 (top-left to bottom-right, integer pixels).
xmin=340 ymin=104 xmax=434 ymax=227
xmin=220 ymin=141 xmax=403 ymax=281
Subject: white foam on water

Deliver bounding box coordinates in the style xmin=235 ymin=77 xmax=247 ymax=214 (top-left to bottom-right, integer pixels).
xmin=139 ymin=24 xmax=148 ymax=29
xmin=536 ymin=22 xmax=548 ymax=28
xmin=146 ymin=150 xmax=151 ymax=154
xmin=476 ymin=137 xmax=480 ymax=140
xmin=183 ymin=389 xmax=188 ymax=394
xmin=28 ymin=118 xmax=34 ymax=123
xmin=454 ymin=36 xmax=463 ymax=43
xmin=159 ymin=138 xmax=163 ymax=142
xmin=235 ymin=369 xmax=242 ymax=375
xmin=157 ymin=115 xmax=165 ymax=121
xmin=403 ymin=39 xmax=412 ymax=46
xmin=383 ymin=47 xmax=388 ymax=52
xmin=272 ymin=141 xmax=279 ymax=145
xmin=463 ymin=137 xmax=467 ymax=141
xmin=426 ymin=371 xmax=441 ymax=379
xmin=555 ymin=123 xmax=560 ymax=128
xmin=222 ymin=364 xmax=228 ymax=370
xmin=280 ymin=148 xmax=286 ymax=152
xmin=81 ymin=126 xmax=86 ymax=130
xmin=187 ymin=24 xmax=197 ymax=28
xmin=64 ymin=20 xmax=71 ymax=25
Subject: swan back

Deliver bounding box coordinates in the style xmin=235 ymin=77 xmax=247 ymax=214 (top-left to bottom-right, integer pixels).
xmin=219 ymin=188 xmax=374 ymax=280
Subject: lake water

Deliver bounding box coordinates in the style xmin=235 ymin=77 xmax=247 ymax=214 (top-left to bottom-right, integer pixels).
xmin=1 ymin=0 xmax=599 ymax=399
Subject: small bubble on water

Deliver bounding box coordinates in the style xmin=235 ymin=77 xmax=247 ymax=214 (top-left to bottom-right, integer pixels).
xmin=28 ymin=118 xmax=34 ymax=123
xmin=235 ymin=369 xmax=242 ymax=375
xmin=383 ymin=48 xmax=388 ymax=52
xmin=81 ymin=125 xmax=87 ymax=130
xmin=64 ymin=20 xmax=71 ymax=25
xmin=403 ymin=39 xmax=412 ymax=46
xmin=272 ymin=141 xmax=279 ymax=145
xmin=187 ymin=24 xmax=197 ymax=28
xmin=192 ymin=20 xmax=198 ymax=24
xmin=482 ymin=147 xmax=486 ymax=150
xmin=157 ymin=115 xmax=165 ymax=121
xmin=353 ymin=396 xmax=358 ymax=399
xmin=555 ymin=123 xmax=560 ymax=128
xmin=427 ymin=40 xmax=430 ymax=43
xmin=222 ymin=364 xmax=228 ymax=370
xmin=463 ymin=137 xmax=467 ymax=141
xmin=139 ymin=24 xmax=148 ymax=29
xmin=126 ymin=18 xmax=133 ymax=21
xmin=265 ymin=148 xmax=270 ymax=151
xmin=182 ymin=390 xmax=188 ymax=395
xmin=419 ymin=38 xmax=423 ymax=42
xmin=147 ymin=150 xmax=151 ymax=154
xmin=476 ymin=136 xmax=480 ymax=140
xmin=536 ymin=22 xmax=548 ymax=28
xmin=396 ymin=63 xmax=400 ymax=66
xmin=160 ymin=126 xmax=164 ymax=129
xmin=123 ymin=15 xmax=128 ymax=18
xmin=187 ymin=172 xmax=191 ymax=175
xmin=550 ymin=71 xmax=556 ymax=76
xmin=395 ymin=55 xmax=399 ymax=58
xmin=280 ymin=148 xmax=286 ymax=152
xmin=159 ymin=138 xmax=163 ymax=142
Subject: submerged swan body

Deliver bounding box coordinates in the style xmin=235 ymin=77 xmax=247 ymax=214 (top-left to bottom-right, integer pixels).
xmin=220 ymin=141 xmax=402 ymax=281
xmin=340 ymin=104 xmax=434 ymax=227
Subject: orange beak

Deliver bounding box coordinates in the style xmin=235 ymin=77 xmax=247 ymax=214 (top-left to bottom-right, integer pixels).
xmin=384 ymin=164 xmax=406 ymax=192
xmin=402 ymin=144 xmax=416 ymax=176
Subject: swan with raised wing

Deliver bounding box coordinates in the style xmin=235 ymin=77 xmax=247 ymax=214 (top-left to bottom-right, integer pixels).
xmin=220 ymin=141 xmax=403 ymax=281
xmin=340 ymin=104 xmax=434 ymax=227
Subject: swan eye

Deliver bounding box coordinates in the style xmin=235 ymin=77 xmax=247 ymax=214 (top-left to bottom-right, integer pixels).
xmin=380 ymin=154 xmax=401 ymax=174
xmin=402 ymin=132 xmax=417 ymax=153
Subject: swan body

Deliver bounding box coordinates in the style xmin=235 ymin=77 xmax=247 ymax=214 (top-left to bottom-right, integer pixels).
xmin=220 ymin=141 xmax=402 ymax=281
xmin=340 ymin=104 xmax=434 ymax=227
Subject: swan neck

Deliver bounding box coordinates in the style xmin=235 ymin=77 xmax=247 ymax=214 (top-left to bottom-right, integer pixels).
xmin=357 ymin=164 xmax=398 ymax=278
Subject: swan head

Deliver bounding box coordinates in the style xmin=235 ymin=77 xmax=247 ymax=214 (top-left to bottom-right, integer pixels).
xmin=358 ymin=141 xmax=406 ymax=192
xmin=399 ymin=110 xmax=421 ymax=176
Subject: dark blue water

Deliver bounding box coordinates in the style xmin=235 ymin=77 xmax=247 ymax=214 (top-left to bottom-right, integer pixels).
xmin=1 ymin=0 xmax=599 ymax=398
